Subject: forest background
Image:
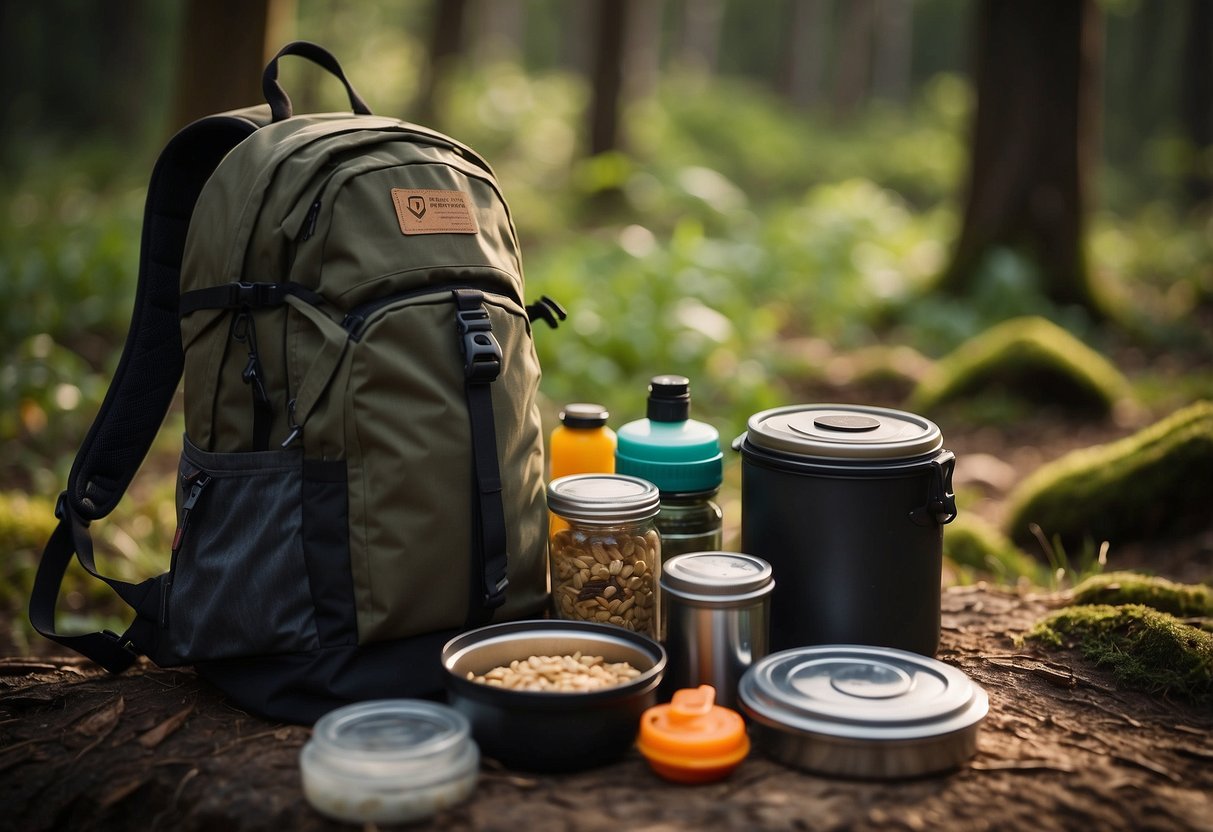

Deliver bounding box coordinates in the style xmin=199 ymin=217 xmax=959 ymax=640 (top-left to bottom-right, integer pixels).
xmin=1 ymin=0 xmax=1211 ymax=649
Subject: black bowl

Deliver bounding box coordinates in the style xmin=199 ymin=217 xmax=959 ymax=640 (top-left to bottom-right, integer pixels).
xmin=441 ymin=620 xmax=667 ymax=772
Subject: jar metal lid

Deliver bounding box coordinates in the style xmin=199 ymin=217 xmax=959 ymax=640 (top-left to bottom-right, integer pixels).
xmin=744 ymin=404 xmax=943 ymax=461
xmin=547 ymin=474 xmax=661 ymax=523
xmin=737 ymin=646 xmax=987 ymax=742
xmin=661 ymin=552 xmax=774 ymax=600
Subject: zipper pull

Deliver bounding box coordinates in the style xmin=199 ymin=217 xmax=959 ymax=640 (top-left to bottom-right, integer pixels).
xmin=281 ymin=399 xmax=302 ymax=448
xmin=171 ymin=474 xmax=212 ymax=553
xmin=301 ymin=199 xmax=322 ymax=241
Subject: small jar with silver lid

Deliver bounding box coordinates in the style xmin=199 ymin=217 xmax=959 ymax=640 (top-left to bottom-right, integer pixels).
xmin=661 ymin=551 xmax=774 ymax=708
xmin=548 ymin=474 xmax=662 ymax=638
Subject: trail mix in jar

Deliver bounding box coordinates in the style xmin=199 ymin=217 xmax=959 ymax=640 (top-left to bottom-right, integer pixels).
xmin=550 ymin=526 xmax=660 ymax=636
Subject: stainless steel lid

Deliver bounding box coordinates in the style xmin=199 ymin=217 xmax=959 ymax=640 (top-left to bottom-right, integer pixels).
xmin=547 ymin=474 xmax=661 ymax=523
xmin=738 ymin=645 xmax=988 ymax=742
xmin=661 ymin=552 xmax=774 ymax=602
xmin=745 ymin=404 xmax=943 ymax=461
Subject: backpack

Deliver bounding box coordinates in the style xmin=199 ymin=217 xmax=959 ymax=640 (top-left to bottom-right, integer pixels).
xmin=29 ymin=41 xmax=565 ymax=723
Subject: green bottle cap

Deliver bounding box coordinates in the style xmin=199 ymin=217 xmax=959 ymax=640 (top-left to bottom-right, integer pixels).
xmin=615 ymin=376 xmax=722 ymax=493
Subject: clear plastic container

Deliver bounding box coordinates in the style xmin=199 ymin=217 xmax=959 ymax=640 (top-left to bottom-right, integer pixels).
xmin=300 ymin=700 xmax=479 ymax=824
xmin=548 ymin=474 xmax=662 ymax=639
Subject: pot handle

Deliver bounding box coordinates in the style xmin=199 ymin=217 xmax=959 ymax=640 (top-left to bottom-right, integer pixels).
xmin=730 ymin=432 xmax=747 ymax=452
xmin=909 ymin=449 xmax=957 ymax=526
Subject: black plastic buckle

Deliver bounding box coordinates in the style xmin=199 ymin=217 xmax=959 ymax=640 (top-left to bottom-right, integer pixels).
xmin=234 ymin=282 xmax=283 ymax=308
xmin=909 ymin=450 xmax=958 ymax=526
xmin=457 ymin=307 xmax=502 ymax=383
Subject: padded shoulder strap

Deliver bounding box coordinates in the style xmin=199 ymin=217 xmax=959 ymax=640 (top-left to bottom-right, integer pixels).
xmin=67 ymin=115 xmax=260 ymax=520
xmin=30 ymin=115 xmax=260 ymax=670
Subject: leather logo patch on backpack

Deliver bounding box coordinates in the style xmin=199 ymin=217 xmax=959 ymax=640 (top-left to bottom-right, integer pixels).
xmin=391 ymin=188 xmax=479 ymax=235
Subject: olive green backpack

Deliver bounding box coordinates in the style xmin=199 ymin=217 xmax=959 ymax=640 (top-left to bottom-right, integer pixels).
xmin=31 ymin=42 xmax=564 ymax=722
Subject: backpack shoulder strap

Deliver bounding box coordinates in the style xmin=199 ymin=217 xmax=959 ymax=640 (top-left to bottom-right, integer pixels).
xmin=29 ymin=113 xmax=263 ymax=670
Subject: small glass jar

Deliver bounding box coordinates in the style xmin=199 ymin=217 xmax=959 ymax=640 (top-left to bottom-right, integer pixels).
xmin=300 ymin=700 xmax=479 ymax=825
xmin=548 ymin=474 xmax=662 ymax=639
xmin=655 ymin=489 xmax=723 ymax=561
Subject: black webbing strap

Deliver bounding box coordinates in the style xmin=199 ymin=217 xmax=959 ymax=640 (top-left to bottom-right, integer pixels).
xmin=29 ymin=114 xmax=261 ymax=668
xmin=178 ymin=281 xmax=326 ymax=318
xmin=453 ymin=289 xmax=509 ymax=623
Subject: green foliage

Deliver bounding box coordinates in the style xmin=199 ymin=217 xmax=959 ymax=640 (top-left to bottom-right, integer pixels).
xmin=1024 ymin=603 xmax=1213 ymax=707
xmin=1069 ymin=571 xmax=1213 ymax=618
xmin=909 ymin=316 xmax=1132 ymax=417
xmin=1005 ymin=401 xmax=1213 ymax=549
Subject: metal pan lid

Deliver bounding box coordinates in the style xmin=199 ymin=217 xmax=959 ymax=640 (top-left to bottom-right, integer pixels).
xmin=737 ymin=645 xmax=988 ymax=742
xmin=744 ymin=404 xmax=943 ymax=461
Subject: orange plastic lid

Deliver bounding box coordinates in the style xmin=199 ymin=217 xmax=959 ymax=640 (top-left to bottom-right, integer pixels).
xmin=637 ymin=685 xmax=750 ymax=784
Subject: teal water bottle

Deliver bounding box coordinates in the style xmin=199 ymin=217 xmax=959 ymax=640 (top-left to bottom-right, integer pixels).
xmin=615 ymin=375 xmax=724 ymax=561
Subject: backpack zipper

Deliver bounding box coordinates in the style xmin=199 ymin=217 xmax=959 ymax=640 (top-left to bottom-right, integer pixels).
xmin=339 ymin=279 xmax=522 ymax=341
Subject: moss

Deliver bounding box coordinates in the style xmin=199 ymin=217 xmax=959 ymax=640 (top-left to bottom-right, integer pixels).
xmin=1069 ymin=571 xmax=1213 ymax=618
xmin=1024 ymin=604 xmax=1213 ymax=707
xmin=909 ymin=316 xmax=1130 ymax=415
xmin=1004 ymin=400 xmax=1213 ymax=549
xmin=944 ymin=514 xmax=1048 ymax=585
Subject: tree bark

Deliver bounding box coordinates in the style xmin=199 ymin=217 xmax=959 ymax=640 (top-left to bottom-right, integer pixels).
xmin=940 ymin=0 xmax=1104 ymax=314
xmin=1180 ymin=0 xmax=1213 ymax=208
xmin=780 ymin=0 xmax=830 ymax=110
xmin=416 ymin=0 xmax=468 ymax=125
xmin=172 ymin=0 xmax=288 ymax=130
xmin=589 ymin=0 xmax=631 ymax=156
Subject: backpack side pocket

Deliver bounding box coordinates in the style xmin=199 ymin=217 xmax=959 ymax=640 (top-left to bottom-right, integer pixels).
xmin=162 ymin=436 xmax=353 ymax=662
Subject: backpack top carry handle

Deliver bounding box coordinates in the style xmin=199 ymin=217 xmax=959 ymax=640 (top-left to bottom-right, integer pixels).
xmin=262 ymin=40 xmax=373 ymax=122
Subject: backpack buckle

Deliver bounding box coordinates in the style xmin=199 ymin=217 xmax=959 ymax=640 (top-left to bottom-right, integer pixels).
xmin=456 ymin=307 xmax=502 ymax=383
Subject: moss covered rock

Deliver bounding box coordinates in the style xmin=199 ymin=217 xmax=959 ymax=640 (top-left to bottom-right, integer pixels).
xmin=1004 ymin=401 xmax=1213 ymax=549
xmin=944 ymin=514 xmax=1047 ymax=585
xmin=1025 ymin=603 xmax=1213 ymax=706
xmin=909 ymin=316 xmax=1130 ymax=415
xmin=1069 ymin=571 xmax=1213 ymax=618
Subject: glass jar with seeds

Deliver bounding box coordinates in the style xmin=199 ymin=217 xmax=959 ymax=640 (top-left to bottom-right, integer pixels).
xmin=547 ymin=474 xmax=662 ymax=639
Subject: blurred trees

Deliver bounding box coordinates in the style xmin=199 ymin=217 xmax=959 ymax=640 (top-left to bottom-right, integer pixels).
xmin=941 ymin=0 xmax=1103 ymax=314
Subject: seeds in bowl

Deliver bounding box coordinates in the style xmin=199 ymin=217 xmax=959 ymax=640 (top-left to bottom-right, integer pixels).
xmin=465 ymin=651 xmax=643 ymax=692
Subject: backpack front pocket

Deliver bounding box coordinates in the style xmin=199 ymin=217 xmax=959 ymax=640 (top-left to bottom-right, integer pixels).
xmin=161 ymin=436 xmax=356 ymax=663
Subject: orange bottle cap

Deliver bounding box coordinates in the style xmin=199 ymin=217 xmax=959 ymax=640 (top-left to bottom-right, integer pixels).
xmin=636 ymin=685 xmax=750 ymax=784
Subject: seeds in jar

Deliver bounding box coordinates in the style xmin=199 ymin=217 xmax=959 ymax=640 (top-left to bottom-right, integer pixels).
xmin=550 ymin=527 xmax=660 ymax=635
xmin=465 ymin=652 xmax=642 ymax=692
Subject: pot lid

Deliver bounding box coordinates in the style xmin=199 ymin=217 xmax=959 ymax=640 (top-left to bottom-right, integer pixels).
xmin=661 ymin=552 xmax=773 ymax=598
xmin=547 ymin=474 xmax=661 ymax=523
xmin=744 ymin=404 xmax=943 ymax=461
xmin=737 ymin=646 xmax=988 ymax=742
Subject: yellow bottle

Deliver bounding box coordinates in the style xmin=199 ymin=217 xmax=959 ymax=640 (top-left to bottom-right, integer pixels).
xmin=549 ymin=403 xmax=617 ymax=480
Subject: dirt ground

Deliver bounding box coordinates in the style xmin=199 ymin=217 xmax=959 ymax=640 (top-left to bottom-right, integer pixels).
xmin=2 ymin=585 xmax=1211 ymax=832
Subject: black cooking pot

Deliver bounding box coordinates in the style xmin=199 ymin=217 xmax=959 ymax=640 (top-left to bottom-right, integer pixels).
xmin=735 ymin=404 xmax=957 ymax=657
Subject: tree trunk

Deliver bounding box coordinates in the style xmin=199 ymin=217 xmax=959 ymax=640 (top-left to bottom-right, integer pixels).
xmin=589 ymin=0 xmax=631 ymax=156
xmin=172 ymin=0 xmax=287 ymax=130
xmin=872 ymin=0 xmax=913 ymax=104
xmin=832 ymin=0 xmax=875 ymax=120
xmin=1180 ymin=0 xmax=1213 ymax=208
xmin=780 ymin=0 xmax=830 ymax=110
xmin=675 ymin=0 xmax=724 ymax=73
xmin=416 ymin=0 xmax=468 ymax=125
xmin=940 ymin=0 xmax=1104 ymax=314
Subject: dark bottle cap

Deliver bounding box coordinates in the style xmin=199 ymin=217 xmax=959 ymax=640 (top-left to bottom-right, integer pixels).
xmin=559 ymin=403 xmax=610 ymax=429
xmin=647 ymin=375 xmax=691 ymax=422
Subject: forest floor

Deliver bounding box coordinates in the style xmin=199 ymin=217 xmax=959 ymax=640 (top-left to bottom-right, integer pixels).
xmin=2 ymin=376 xmax=1211 ymax=830
xmin=2 ymin=586 xmax=1210 ymax=831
